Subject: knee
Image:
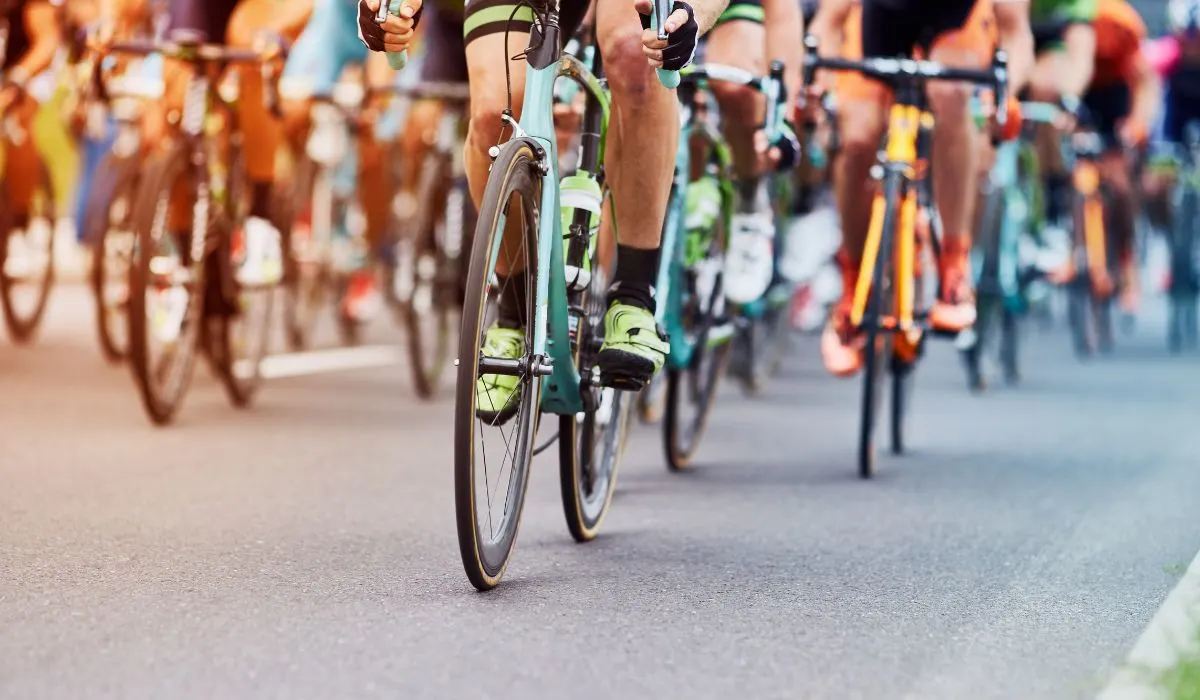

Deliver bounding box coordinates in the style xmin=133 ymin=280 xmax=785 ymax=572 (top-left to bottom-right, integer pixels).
xmin=600 ymin=28 xmax=656 ymax=105
xmin=710 ymin=81 xmax=759 ymax=127
xmin=839 ymin=111 xmax=883 ymax=162
xmin=927 ymin=82 xmax=971 ymax=126
xmin=467 ymin=89 xmax=513 ymax=154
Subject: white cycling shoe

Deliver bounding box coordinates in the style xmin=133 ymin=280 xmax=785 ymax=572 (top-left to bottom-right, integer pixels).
xmin=723 ymin=212 xmax=776 ymax=305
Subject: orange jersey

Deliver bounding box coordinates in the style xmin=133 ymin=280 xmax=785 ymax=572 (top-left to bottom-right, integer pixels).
xmin=1091 ymin=0 xmax=1147 ymax=87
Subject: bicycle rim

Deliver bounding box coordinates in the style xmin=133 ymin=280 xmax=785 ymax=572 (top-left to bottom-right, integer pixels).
xmin=127 ymin=145 xmax=206 ymax=426
xmin=283 ymin=160 xmax=332 ymax=351
xmin=858 ymin=177 xmax=901 ymax=480
xmin=454 ymin=139 xmax=542 ymax=591
xmin=89 ymin=154 xmax=140 ymax=364
xmin=0 ymin=158 xmax=56 ymax=344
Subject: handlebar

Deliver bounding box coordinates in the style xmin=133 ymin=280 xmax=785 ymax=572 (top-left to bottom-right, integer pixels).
xmin=802 ymin=34 xmax=1009 ymax=128
xmin=651 ymin=0 xmax=679 ymax=89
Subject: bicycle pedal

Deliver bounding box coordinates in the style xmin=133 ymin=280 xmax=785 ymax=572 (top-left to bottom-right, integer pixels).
xmin=598 ymin=370 xmax=649 ymax=392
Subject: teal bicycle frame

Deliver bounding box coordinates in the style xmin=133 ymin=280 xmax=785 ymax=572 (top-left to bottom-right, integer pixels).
xmin=655 ymin=63 xmax=785 ymax=370
xmin=487 ymin=9 xmax=677 ymax=415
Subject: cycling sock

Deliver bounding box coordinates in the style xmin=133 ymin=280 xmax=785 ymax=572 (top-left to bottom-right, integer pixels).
xmin=250 ymin=183 xmax=273 ymax=220
xmin=495 ymin=270 xmax=529 ymax=329
xmin=608 ymin=245 xmax=660 ymax=313
xmin=737 ymin=177 xmax=765 ymax=213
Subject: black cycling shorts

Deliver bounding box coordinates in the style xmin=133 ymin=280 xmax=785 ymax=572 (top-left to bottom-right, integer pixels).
xmin=1082 ymin=81 xmax=1131 ymax=152
xmin=860 ymin=0 xmax=976 ymax=58
xmin=168 ymin=0 xmax=241 ymax=44
xmin=421 ymin=8 xmax=469 ymax=82
xmin=462 ymin=0 xmax=590 ymax=46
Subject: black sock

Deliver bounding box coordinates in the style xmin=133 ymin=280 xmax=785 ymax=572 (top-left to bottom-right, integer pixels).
xmin=250 ymin=182 xmax=273 ymax=220
xmin=495 ymin=270 xmax=528 ymax=329
xmin=608 ymin=245 xmax=660 ymax=313
xmin=737 ymin=177 xmax=763 ymax=213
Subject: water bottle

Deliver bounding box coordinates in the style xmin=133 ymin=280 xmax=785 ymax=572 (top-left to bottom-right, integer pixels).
xmin=559 ymin=173 xmax=602 ymax=292
xmin=684 ymin=175 xmax=721 ymax=266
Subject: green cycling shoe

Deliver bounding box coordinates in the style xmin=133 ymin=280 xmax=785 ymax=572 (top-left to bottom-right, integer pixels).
xmin=475 ymin=326 xmax=526 ymax=425
xmin=597 ymin=302 xmax=670 ymax=390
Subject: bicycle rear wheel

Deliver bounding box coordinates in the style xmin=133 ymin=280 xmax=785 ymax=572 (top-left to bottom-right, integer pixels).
xmin=86 ymin=152 xmax=141 ymax=363
xmin=454 ymin=139 xmax=542 ymax=591
xmin=282 ymin=157 xmax=333 ymax=351
xmin=858 ymin=176 xmax=901 ymax=479
xmin=396 ymin=148 xmax=459 ymax=399
xmin=0 ymin=154 xmax=56 ymax=344
xmin=127 ymin=144 xmax=207 ymax=426
xmin=664 ymin=183 xmax=734 ymax=471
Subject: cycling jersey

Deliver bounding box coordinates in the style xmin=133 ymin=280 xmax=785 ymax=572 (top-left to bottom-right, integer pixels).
xmin=420 ymin=7 xmax=467 ymax=83
xmin=716 ymin=0 xmax=764 ymax=26
xmin=1090 ymin=0 xmax=1145 ymax=87
xmin=282 ymin=0 xmax=365 ymax=96
xmin=1031 ymin=0 xmax=1097 ymax=51
xmin=1150 ymin=37 xmax=1200 ymax=144
xmin=167 ymin=0 xmax=240 ymax=43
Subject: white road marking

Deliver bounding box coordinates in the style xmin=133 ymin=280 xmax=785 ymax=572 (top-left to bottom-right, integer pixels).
xmin=1097 ymin=548 xmax=1200 ymax=699
xmin=237 ymin=345 xmax=406 ymax=380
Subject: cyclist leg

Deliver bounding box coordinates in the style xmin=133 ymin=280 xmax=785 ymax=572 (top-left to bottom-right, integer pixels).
xmin=1085 ymin=82 xmax=1134 ymax=301
xmin=821 ymin=0 xmax=889 ymax=376
xmin=228 ymin=0 xmax=304 ymax=286
xmin=705 ymin=4 xmax=775 ymax=304
xmin=592 ymin=0 xmax=676 ymax=382
xmin=925 ymin=0 xmax=996 ymax=332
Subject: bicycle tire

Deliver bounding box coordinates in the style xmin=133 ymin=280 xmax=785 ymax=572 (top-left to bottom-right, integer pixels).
xmin=0 ymin=155 xmax=57 ymax=344
xmin=398 ymin=148 xmax=457 ymax=399
xmin=86 ymin=152 xmax=141 ymax=364
xmin=664 ymin=181 xmax=734 ymax=471
xmin=559 ymin=264 xmax=631 ymax=542
xmin=281 ymin=157 xmax=332 ymax=351
xmin=859 ymin=174 xmax=901 ymax=480
xmin=454 ymin=138 xmax=542 ymax=591
xmin=962 ymin=185 xmax=1004 ymax=392
xmin=126 ymin=143 xmax=207 ymax=426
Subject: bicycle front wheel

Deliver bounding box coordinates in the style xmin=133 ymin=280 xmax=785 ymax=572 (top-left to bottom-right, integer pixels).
xmin=126 ymin=144 xmax=207 ymax=426
xmin=454 ymin=139 xmax=543 ymax=591
xmin=86 ymin=152 xmax=141 ymax=364
xmin=858 ymin=175 xmax=901 ymax=480
xmin=0 ymin=153 xmax=56 ymax=344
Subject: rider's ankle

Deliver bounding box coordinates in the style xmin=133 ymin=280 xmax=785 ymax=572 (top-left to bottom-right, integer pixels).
xmin=608 ymin=244 xmax=660 ymax=313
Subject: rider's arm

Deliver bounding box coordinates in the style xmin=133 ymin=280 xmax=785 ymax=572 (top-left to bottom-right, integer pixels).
xmin=994 ymin=0 xmax=1035 ymax=94
xmin=1061 ymin=22 xmax=1097 ymax=98
xmin=9 ymin=1 xmax=62 ymax=84
xmin=762 ymin=0 xmax=803 ymax=101
xmin=1125 ymin=49 xmax=1161 ymax=140
xmin=806 ymin=0 xmax=852 ymax=92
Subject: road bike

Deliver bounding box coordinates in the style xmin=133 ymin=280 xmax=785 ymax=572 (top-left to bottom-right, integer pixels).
xmin=451 ymin=13 xmax=655 ymax=589
xmin=805 ymin=35 xmax=1008 ymax=478
xmin=105 ymin=32 xmax=282 ymax=425
xmin=1166 ymin=122 xmax=1200 ymax=352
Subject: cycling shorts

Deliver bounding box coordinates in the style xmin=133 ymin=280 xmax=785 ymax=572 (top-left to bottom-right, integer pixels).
xmin=282 ymin=0 xmax=366 ymax=96
xmin=801 ymin=0 xmax=820 ymax=26
xmin=462 ymin=0 xmax=590 ymax=46
xmin=167 ymin=0 xmax=241 ymax=43
xmin=1082 ymin=81 xmax=1130 ymax=151
xmin=420 ymin=7 xmax=468 ymax=83
xmin=3 ymin=0 xmax=32 ymax=69
xmin=837 ymin=0 xmax=996 ymax=103
xmin=715 ymin=0 xmax=764 ymax=27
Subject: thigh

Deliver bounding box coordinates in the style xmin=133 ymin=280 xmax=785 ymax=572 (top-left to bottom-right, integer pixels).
xmin=836 ymin=2 xmax=888 ymax=103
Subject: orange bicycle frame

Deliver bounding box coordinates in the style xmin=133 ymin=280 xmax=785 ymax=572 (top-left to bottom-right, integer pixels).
xmin=850 ymin=104 xmax=925 ymax=333
xmin=1073 ymin=159 xmax=1108 ymax=282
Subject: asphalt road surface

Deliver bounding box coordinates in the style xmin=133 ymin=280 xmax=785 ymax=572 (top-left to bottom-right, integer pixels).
xmin=2 ymin=285 xmax=1198 ymax=699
